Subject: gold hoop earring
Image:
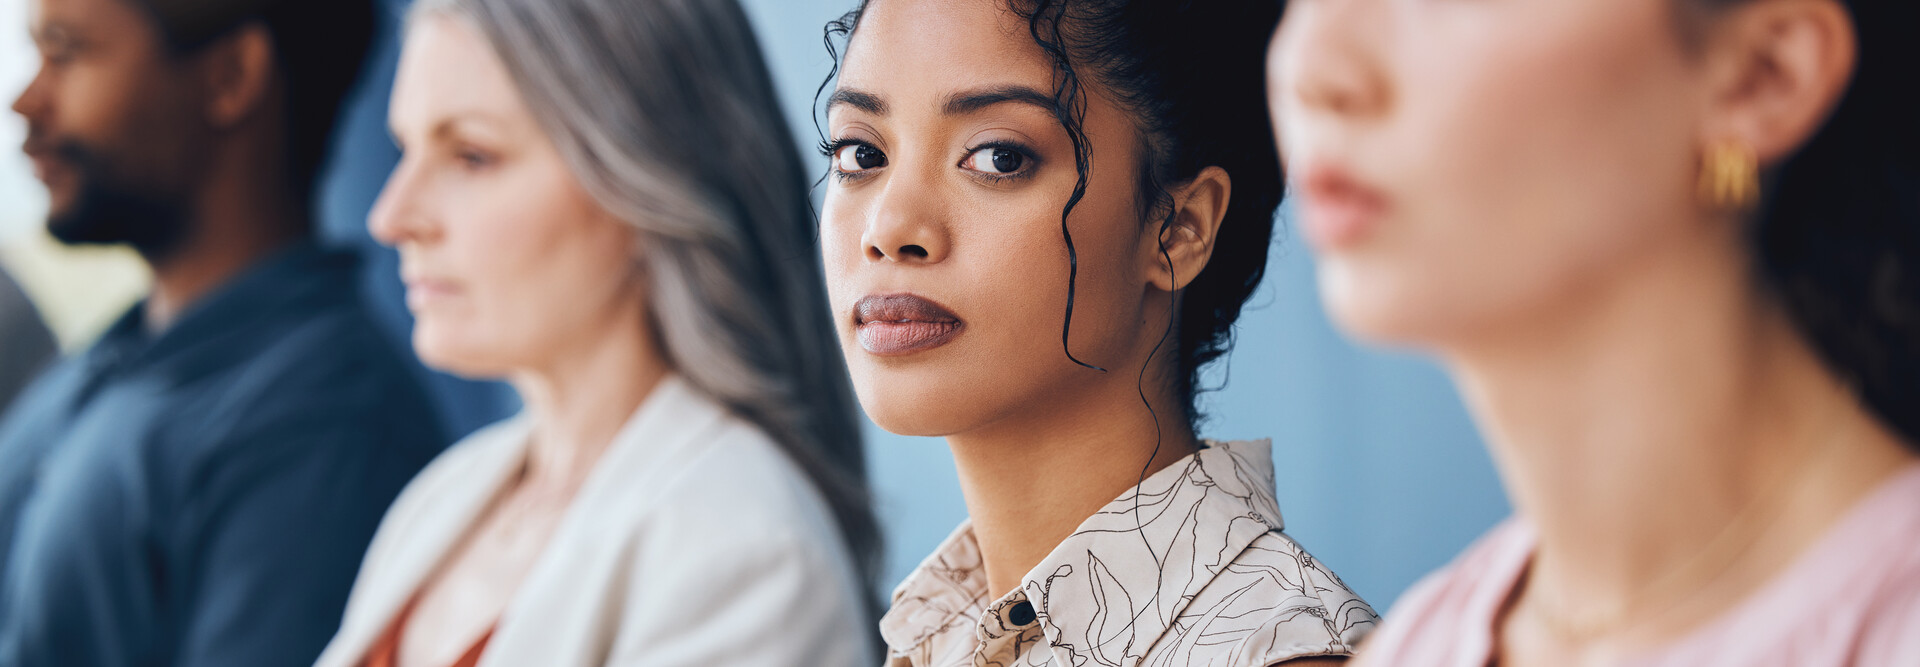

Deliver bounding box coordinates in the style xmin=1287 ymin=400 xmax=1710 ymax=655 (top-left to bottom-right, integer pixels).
xmin=1699 ymin=140 xmax=1760 ymax=211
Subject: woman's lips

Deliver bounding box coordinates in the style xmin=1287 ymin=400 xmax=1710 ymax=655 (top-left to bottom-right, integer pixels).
xmin=1298 ymin=164 xmax=1389 ymax=250
xmin=402 ymin=276 xmax=461 ymax=312
xmin=854 ymin=293 xmax=963 ymax=356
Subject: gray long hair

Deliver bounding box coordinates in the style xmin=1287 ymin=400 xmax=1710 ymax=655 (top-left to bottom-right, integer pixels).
xmin=410 ymin=0 xmax=880 ymax=609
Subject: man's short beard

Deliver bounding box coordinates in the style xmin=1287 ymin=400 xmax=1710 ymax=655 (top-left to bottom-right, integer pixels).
xmin=45 ymin=140 xmax=191 ymax=261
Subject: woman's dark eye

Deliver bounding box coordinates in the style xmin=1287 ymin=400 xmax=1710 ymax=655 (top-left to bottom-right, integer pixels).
xmin=833 ymin=143 xmax=886 ymax=173
xmin=456 ymin=148 xmax=494 ymax=170
xmin=962 ymin=147 xmax=1027 ymax=175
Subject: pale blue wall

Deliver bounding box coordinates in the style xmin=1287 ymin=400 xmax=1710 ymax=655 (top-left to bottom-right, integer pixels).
xmin=317 ymin=0 xmax=1511 ymax=611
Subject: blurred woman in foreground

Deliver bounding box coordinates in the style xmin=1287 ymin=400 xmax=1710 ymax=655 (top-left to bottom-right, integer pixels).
xmin=313 ymin=0 xmax=878 ymax=665
xmin=1269 ymin=0 xmax=1919 ymax=663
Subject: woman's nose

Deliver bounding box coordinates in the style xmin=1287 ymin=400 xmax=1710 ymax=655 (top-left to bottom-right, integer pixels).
xmin=1273 ymin=1 xmax=1392 ymax=121
xmin=367 ymin=157 xmax=439 ymax=248
xmin=862 ymin=175 xmax=950 ymax=265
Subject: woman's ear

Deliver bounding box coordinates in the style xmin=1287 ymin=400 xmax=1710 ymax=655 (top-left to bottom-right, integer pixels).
xmin=1699 ymin=0 xmax=1856 ymax=164
xmin=1147 ymin=166 xmax=1231 ymax=293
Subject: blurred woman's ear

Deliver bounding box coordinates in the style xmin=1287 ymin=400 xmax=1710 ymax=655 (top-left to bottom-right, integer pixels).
xmin=1698 ymin=0 xmax=1856 ymax=165
xmin=1148 ymin=166 xmax=1230 ymax=293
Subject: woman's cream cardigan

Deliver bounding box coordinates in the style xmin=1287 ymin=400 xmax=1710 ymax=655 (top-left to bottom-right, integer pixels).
xmin=313 ymin=375 xmax=871 ymax=667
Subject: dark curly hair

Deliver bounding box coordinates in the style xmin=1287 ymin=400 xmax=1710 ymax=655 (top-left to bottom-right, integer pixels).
xmin=1693 ymin=0 xmax=1920 ymax=446
xmin=821 ymin=0 xmax=1285 ymax=428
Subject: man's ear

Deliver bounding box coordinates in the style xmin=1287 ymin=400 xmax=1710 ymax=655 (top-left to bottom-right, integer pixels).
xmin=1147 ymin=166 xmax=1231 ymax=293
xmin=200 ymin=23 xmax=278 ymax=129
xmin=1698 ymin=0 xmax=1856 ymax=164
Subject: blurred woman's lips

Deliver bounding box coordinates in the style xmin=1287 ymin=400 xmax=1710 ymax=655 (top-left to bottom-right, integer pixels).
xmin=854 ymin=293 xmax=964 ymax=356
xmin=1298 ymin=164 xmax=1390 ymax=250
xmin=401 ymin=276 xmax=461 ymax=311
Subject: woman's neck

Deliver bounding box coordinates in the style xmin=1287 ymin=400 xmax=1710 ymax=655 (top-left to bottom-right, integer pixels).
xmin=948 ymin=370 xmax=1198 ymax=599
xmin=511 ymin=309 xmax=668 ymax=492
xmin=1447 ymin=236 xmax=1913 ymax=647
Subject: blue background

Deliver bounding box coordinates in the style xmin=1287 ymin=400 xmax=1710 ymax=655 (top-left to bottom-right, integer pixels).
xmin=316 ymin=0 xmax=1512 ymax=611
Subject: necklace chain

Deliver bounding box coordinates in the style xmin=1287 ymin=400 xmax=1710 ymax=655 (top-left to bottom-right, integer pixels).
xmin=1523 ymin=398 xmax=1855 ymax=642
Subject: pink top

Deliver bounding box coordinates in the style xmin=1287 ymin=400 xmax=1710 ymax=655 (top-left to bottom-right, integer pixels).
xmin=1361 ymin=464 xmax=1920 ymax=667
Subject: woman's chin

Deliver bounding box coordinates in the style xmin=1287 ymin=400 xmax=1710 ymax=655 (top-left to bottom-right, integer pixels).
xmin=1324 ymin=299 xmax=1415 ymax=345
xmin=852 ymin=383 xmax=997 ymax=438
xmin=411 ymin=332 xmax=513 ymax=381
xmin=1317 ymin=263 xmax=1439 ymax=346
xmin=858 ymin=401 xmax=968 ymax=438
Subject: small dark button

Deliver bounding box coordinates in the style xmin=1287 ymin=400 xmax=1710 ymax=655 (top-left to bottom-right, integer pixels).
xmin=1007 ymin=600 xmax=1036 ymax=626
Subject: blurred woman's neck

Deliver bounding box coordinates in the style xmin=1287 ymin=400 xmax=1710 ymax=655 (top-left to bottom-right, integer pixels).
xmin=511 ymin=300 xmax=668 ymax=492
xmin=946 ymin=350 xmax=1199 ymax=599
xmin=1443 ymin=220 xmax=1913 ymax=649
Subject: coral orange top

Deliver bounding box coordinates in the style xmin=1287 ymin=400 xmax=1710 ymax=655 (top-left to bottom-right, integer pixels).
xmin=361 ymin=599 xmax=495 ymax=667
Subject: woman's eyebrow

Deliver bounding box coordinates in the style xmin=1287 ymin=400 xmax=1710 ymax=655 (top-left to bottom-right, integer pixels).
xmin=826 ymin=88 xmax=888 ymax=115
xmin=942 ymin=85 xmax=1056 ymax=116
xmin=825 ymin=85 xmax=1057 ymax=118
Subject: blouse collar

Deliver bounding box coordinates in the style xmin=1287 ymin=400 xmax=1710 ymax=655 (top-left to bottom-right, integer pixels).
xmin=881 ymin=439 xmax=1289 ymax=667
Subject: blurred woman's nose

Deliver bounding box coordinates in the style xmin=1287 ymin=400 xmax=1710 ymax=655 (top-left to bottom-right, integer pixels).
xmin=367 ymin=157 xmax=437 ymax=248
xmin=862 ymin=172 xmax=950 ymax=265
xmin=1274 ymin=1 xmax=1391 ymax=120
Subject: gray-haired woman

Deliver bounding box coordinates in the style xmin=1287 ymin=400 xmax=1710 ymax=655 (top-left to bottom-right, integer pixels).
xmin=311 ymin=0 xmax=878 ymax=665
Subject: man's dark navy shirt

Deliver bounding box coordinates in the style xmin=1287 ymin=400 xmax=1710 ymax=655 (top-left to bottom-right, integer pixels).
xmin=0 ymin=243 xmax=446 ymax=667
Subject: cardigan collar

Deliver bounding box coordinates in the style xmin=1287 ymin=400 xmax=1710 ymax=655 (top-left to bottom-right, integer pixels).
xmin=326 ymin=374 xmax=729 ymax=666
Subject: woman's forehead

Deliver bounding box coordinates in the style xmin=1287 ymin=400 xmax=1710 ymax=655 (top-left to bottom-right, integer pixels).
xmin=837 ymin=0 xmax=1056 ymax=106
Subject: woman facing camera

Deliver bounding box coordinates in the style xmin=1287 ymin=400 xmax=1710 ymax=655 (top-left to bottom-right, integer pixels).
xmin=1270 ymin=0 xmax=1918 ymax=664
xmin=820 ymin=1 xmax=1376 ymax=665
xmin=312 ymin=0 xmax=878 ymax=665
